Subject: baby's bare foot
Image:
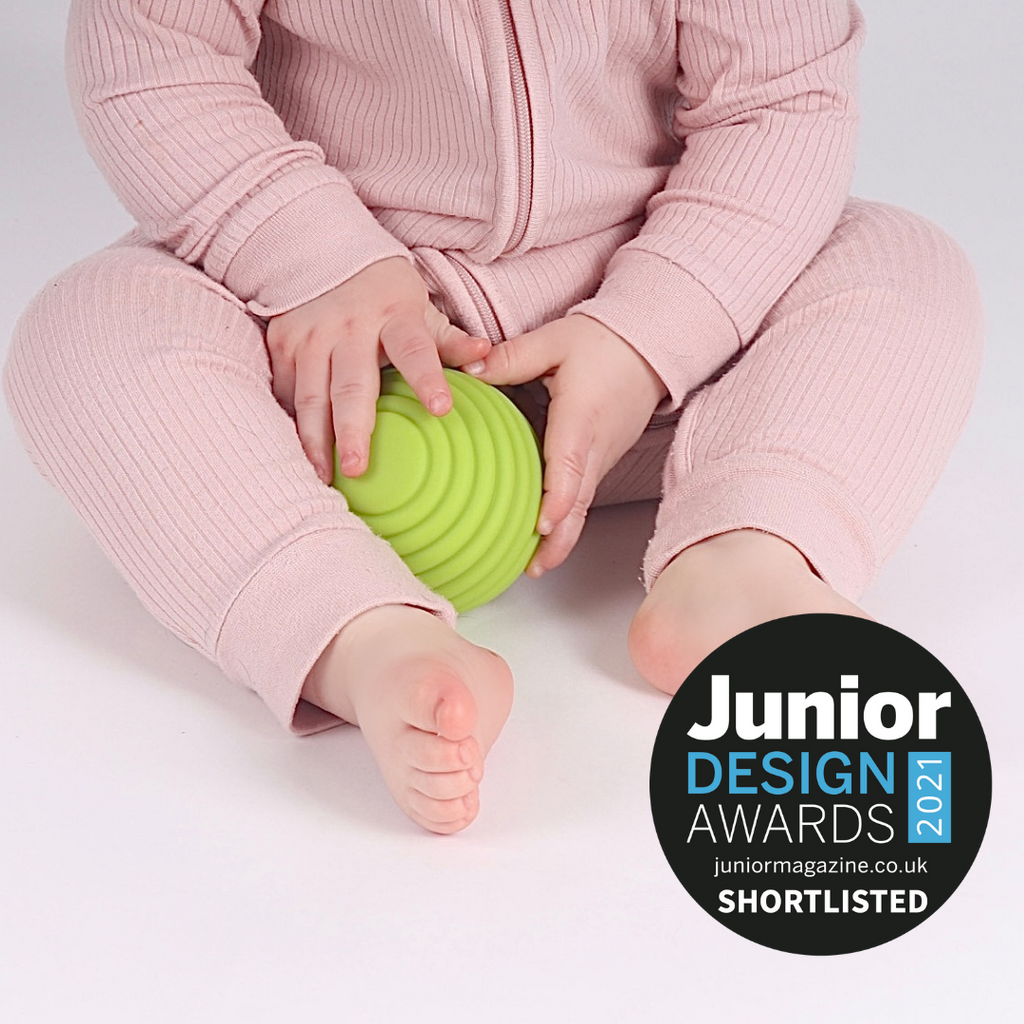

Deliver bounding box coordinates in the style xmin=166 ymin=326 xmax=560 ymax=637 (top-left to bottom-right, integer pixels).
xmin=629 ymin=529 xmax=872 ymax=696
xmin=302 ymin=605 xmax=513 ymax=834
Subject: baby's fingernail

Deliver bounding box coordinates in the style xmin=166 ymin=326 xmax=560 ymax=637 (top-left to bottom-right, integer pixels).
xmin=463 ymin=361 xmax=485 ymax=376
xmin=537 ymin=517 xmax=553 ymax=535
xmin=428 ymin=393 xmax=449 ymax=415
xmin=527 ymin=564 xmax=545 ymax=579
xmin=341 ymin=451 xmax=361 ymax=474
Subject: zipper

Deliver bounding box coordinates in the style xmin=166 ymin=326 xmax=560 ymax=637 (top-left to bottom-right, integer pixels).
xmin=445 ymin=252 xmax=506 ymax=342
xmin=499 ymin=1 xmax=534 ymax=252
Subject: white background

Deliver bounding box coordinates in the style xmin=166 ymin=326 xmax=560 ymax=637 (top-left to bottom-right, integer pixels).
xmin=2 ymin=2 xmax=1021 ymax=1020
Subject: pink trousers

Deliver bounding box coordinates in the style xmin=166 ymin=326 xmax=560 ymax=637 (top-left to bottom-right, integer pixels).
xmin=3 ymin=199 xmax=984 ymax=733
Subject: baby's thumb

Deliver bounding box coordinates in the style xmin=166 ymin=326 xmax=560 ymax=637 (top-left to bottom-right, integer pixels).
xmin=463 ymin=329 xmax=556 ymax=386
xmin=427 ymin=307 xmax=492 ymax=368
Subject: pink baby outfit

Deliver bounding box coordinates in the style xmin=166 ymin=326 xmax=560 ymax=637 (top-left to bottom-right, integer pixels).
xmin=3 ymin=1 xmax=983 ymax=733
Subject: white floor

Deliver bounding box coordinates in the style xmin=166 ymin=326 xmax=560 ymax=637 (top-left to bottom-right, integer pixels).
xmin=2 ymin=3 xmax=1021 ymax=1021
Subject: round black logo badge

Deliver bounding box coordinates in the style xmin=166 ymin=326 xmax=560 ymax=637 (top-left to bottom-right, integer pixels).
xmin=649 ymin=615 xmax=991 ymax=956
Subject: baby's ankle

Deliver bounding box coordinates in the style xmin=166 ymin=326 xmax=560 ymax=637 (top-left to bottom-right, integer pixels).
xmin=674 ymin=528 xmax=817 ymax=580
xmin=301 ymin=604 xmax=439 ymax=722
xmin=630 ymin=529 xmax=870 ymax=695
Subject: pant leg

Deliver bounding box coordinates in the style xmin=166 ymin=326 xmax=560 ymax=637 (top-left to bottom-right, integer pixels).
xmin=2 ymin=234 xmax=455 ymax=734
xmin=642 ymin=198 xmax=985 ymax=599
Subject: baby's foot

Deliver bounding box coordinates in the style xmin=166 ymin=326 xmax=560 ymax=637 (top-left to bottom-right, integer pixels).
xmin=629 ymin=529 xmax=873 ymax=695
xmin=302 ymin=605 xmax=513 ymax=834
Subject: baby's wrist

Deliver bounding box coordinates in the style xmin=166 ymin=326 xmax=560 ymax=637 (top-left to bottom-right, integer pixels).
xmin=568 ymin=313 xmax=669 ymax=406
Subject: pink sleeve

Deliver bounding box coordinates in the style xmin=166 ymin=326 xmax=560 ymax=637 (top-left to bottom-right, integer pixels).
xmin=66 ymin=0 xmax=411 ymax=317
xmin=569 ymin=0 xmax=866 ymax=407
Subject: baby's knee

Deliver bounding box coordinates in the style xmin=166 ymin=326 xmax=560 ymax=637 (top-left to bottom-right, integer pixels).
xmin=8 ymin=247 xmax=145 ymax=378
xmin=6 ymin=257 xmax=92 ymax=431
xmin=838 ymin=199 xmax=984 ymax=369
xmin=843 ymin=199 xmax=982 ymax=305
xmin=4 ymin=244 xmax=264 ymax=437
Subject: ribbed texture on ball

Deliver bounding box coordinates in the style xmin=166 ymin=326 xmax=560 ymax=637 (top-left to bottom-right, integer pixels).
xmin=334 ymin=370 xmax=542 ymax=611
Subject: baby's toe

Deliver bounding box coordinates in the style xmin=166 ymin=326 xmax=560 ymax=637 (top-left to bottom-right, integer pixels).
xmin=400 ymin=729 xmax=479 ymax=774
xmin=407 ymin=789 xmax=480 ymax=833
xmin=414 ymin=814 xmax=477 ymax=836
xmin=410 ymin=766 xmax=482 ymax=802
xmin=396 ymin=665 xmax=478 ymax=741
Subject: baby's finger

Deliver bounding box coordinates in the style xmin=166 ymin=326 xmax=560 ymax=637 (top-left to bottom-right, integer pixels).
xmin=266 ymin=324 xmax=298 ymax=415
xmin=463 ymin=328 xmax=558 ymax=386
xmin=292 ymin=350 xmax=333 ymax=483
xmin=380 ymin=313 xmax=452 ymax=416
xmin=330 ymin=345 xmax=382 ymax=479
xmin=534 ymin=394 xmax=594 ymax=537
xmin=528 ymin=462 xmax=600 ymax=576
xmin=433 ymin=322 xmax=492 ymax=369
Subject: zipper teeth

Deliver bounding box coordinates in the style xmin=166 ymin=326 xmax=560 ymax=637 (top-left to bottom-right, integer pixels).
xmin=500 ymin=1 xmax=534 ymax=252
xmin=446 ymin=254 xmax=505 ymax=342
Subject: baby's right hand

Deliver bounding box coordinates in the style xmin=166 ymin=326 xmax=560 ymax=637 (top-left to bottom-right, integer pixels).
xmin=266 ymin=257 xmax=491 ymax=484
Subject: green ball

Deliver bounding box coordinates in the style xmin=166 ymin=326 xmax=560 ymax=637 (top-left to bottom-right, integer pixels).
xmin=333 ymin=368 xmax=543 ymax=612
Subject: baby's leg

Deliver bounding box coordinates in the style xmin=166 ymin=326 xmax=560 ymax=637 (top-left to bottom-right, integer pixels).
xmin=303 ymin=605 xmax=512 ymax=833
xmin=628 ymin=200 xmax=984 ymax=693
xmin=3 ymin=235 xmax=510 ymax=832
xmin=630 ymin=530 xmax=874 ymax=693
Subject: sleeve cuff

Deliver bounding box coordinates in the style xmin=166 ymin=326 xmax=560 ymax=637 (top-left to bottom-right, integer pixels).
xmin=568 ymin=249 xmax=742 ymax=409
xmin=206 ymin=166 xmax=413 ymax=317
xmin=214 ymin=518 xmax=458 ymax=736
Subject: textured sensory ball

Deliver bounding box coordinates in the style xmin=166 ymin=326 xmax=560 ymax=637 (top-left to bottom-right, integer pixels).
xmin=333 ymin=368 xmax=543 ymax=612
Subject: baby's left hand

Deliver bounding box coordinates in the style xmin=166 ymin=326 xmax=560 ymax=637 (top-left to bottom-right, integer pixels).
xmin=463 ymin=314 xmax=668 ymax=575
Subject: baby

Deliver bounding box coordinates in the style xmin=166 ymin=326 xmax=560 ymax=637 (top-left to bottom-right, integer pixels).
xmin=4 ymin=1 xmax=983 ymax=834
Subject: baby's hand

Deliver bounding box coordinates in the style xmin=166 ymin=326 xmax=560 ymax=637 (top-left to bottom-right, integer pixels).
xmin=266 ymin=257 xmax=491 ymax=483
xmin=463 ymin=314 xmax=668 ymax=575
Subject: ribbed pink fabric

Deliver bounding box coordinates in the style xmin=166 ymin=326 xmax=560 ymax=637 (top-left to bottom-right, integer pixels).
xmin=3 ymin=2 xmax=984 ymax=732
xmin=62 ymin=0 xmax=864 ymax=401
xmin=642 ymin=199 xmax=984 ymax=598
xmin=4 ymin=234 xmax=458 ymax=735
